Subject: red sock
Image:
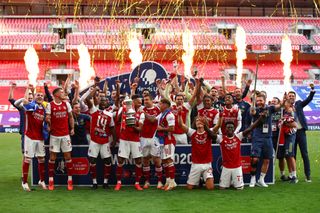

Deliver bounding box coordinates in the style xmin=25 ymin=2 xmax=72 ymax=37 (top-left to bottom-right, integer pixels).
xmin=116 ymin=164 xmax=123 ymax=181
xmin=163 ymin=164 xmax=169 ymax=179
xmin=38 ymin=160 xmax=45 ymax=182
xmin=90 ymin=164 xmax=97 ymax=180
xmin=155 ymin=166 xmax=163 ymax=182
xmin=168 ymin=164 xmax=176 ymax=179
xmin=48 ymin=160 xmax=55 ymax=178
xmin=104 ymin=164 xmax=111 ymax=179
xmin=22 ymin=159 xmax=30 ymax=183
xmin=66 ymin=159 xmax=73 ymax=177
xmin=143 ymin=166 xmax=151 ymax=182
xmin=135 ymin=164 xmax=142 ymax=183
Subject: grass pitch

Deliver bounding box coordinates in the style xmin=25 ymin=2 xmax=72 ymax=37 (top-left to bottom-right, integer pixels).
xmin=0 ymin=132 xmax=319 ymax=213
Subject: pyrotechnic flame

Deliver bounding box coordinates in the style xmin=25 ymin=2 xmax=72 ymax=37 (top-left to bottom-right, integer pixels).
xmin=182 ymin=29 xmax=195 ymax=78
xmin=24 ymin=47 xmax=40 ymax=87
xmin=235 ymin=26 xmax=247 ymax=88
xmin=280 ymin=35 xmax=293 ymax=91
xmin=128 ymin=31 xmax=143 ymax=70
xmin=77 ymin=44 xmax=96 ymax=90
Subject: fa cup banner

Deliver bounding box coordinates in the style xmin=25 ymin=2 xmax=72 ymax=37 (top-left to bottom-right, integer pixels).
xmin=32 ymin=144 xmax=274 ymax=186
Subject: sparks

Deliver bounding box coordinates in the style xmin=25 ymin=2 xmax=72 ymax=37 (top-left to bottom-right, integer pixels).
xmin=128 ymin=31 xmax=143 ymax=70
xmin=280 ymin=35 xmax=293 ymax=92
xmin=182 ymin=29 xmax=195 ymax=78
xmin=77 ymin=44 xmax=96 ymax=90
xmin=24 ymin=47 xmax=40 ymax=87
xmin=235 ymin=26 xmax=247 ymax=88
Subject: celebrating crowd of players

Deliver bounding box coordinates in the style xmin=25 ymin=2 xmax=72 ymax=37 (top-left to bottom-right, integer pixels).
xmin=8 ymin=71 xmax=316 ymax=192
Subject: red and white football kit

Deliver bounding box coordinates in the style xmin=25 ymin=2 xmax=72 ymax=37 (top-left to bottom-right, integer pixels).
xmin=186 ymin=128 xmax=214 ymax=186
xmin=171 ymin=103 xmax=191 ymax=144
xmin=217 ymin=133 xmax=244 ymax=188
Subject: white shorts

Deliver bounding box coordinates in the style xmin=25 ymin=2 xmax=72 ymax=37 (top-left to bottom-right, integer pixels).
xmin=24 ymin=135 xmax=45 ymax=158
xmin=118 ymin=139 xmax=142 ymax=159
xmin=88 ymin=141 xmax=111 ymax=159
xmin=161 ymin=144 xmax=175 ymax=160
xmin=173 ymin=133 xmax=188 ymax=144
xmin=219 ymin=166 xmax=244 ymax=188
xmin=140 ymin=137 xmax=161 ymax=157
xmin=49 ymin=135 xmax=72 ymax=153
xmin=187 ymin=163 xmax=213 ymax=186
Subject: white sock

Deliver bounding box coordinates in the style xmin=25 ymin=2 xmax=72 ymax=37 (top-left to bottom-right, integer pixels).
xmin=292 ymin=171 xmax=297 ymax=177
xmin=135 ymin=181 xmax=139 ymax=185
xmin=49 ymin=177 xmax=54 ymax=181
xmin=117 ymin=180 xmax=121 ymax=184
xmin=289 ymin=172 xmax=293 ymax=178
xmin=260 ymin=173 xmax=266 ymax=181
xmin=104 ymin=178 xmax=108 ymax=184
xmin=280 ymin=171 xmax=285 ymax=176
xmin=68 ymin=176 xmax=72 ymax=181
xmin=93 ymin=178 xmax=97 ymax=184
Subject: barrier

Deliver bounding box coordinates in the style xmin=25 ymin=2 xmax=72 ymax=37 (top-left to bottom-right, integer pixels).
xmin=32 ymin=144 xmax=274 ymax=186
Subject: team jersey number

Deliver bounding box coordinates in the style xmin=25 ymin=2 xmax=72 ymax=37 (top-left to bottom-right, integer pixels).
xmin=96 ymin=115 xmax=108 ymax=131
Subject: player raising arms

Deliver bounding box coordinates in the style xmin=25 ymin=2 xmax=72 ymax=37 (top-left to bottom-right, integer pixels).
xmin=114 ymin=94 xmax=144 ymax=191
xmin=139 ymin=94 xmax=163 ymax=189
xmin=86 ymin=88 xmax=115 ymax=189
xmin=178 ymin=114 xmax=215 ymax=190
xmin=46 ymin=87 xmax=75 ymax=191
xmin=21 ymin=85 xmax=46 ymax=191
xmin=217 ymin=112 xmax=265 ymax=190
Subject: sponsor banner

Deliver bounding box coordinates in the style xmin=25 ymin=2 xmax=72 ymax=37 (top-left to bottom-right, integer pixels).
xmin=32 ymin=144 xmax=274 ymax=186
xmin=0 ymin=112 xmax=20 ymax=126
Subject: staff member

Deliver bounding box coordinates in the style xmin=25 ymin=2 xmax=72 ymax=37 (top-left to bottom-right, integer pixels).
xmin=287 ymin=85 xmax=316 ymax=182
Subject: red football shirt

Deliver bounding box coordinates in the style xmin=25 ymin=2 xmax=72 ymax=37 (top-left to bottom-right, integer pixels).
xmin=156 ymin=111 xmax=176 ymax=145
xmin=217 ymin=133 xmax=243 ymax=169
xmin=140 ymin=106 xmax=160 ymax=138
xmin=187 ymin=128 xmax=213 ymax=164
xmin=197 ymin=107 xmax=219 ymax=128
xmin=24 ymin=103 xmax=45 ymax=140
xmin=171 ymin=103 xmax=191 ymax=134
xmin=220 ymin=105 xmax=241 ymax=135
xmin=47 ymin=101 xmax=71 ymax=137
xmin=90 ymin=108 xmax=114 ymax=144
xmin=119 ymin=107 xmax=141 ymax=142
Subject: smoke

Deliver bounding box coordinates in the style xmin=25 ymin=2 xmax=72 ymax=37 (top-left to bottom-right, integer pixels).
xmin=280 ymin=35 xmax=293 ymax=91
xmin=77 ymin=44 xmax=96 ymax=90
xmin=182 ymin=29 xmax=195 ymax=78
xmin=235 ymin=26 xmax=247 ymax=88
xmin=128 ymin=32 xmax=143 ymax=70
xmin=24 ymin=47 xmax=40 ymax=87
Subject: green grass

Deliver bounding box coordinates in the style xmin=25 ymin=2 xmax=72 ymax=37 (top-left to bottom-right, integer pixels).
xmin=0 ymin=132 xmax=320 ymax=213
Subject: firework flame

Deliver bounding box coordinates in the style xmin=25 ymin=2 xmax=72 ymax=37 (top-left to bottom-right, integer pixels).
xmin=128 ymin=32 xmax=143 ymax=70
xmin=24 ymin=47 xmax=40 ymax=87
xmin=182 ymin=29 xmax=195 ymax=78
xmin=235 ymin=26 xmax=247 ymax=88
xmin=77 ymin=44 xmax=96 ymax=90
xmin=280 ymin=35 xmax=293 ymax=91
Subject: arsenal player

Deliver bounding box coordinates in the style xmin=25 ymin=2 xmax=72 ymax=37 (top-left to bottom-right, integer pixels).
xmin=139 ymin=94 xmax=163 ymax=189
xmin=217 ymin=114 xmax=264 ymax=190
xmin=178 ymin=114 xmax=215 ymax=190
xmin=197 ymin=94 xmax=219 ymax=130
xmin=114 ymin=94 xmax=144 ymax=191
xmin=46 ymin=87 xmax=75 ymax=191
xmin=21 ymin=85 xmax=46 ymax=191
xmin=218 ymin=93 xmax=242 ymax=135
xmin=86 ymin=98 xmax=115 ymax=189
xmin=171 ymin=79 xmax=200 ymax=144
xmin=147 ymin=98 xmax=176 ymax=191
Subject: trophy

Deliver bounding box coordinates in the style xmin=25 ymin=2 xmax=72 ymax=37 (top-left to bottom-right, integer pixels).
xmin=123 ymin=98 xmax=135 ymax=126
